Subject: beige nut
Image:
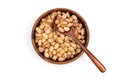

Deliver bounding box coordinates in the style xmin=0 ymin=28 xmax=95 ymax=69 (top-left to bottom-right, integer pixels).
xmin=45 ymin=29 xmax=51 ymax=34
xmin=39 ymin=24 xmax=44 ymax=29
xmin=76 ymin=48 xmax=82 ymax=53
xmin=59 ymin=50 xmax=65 ymax=54
xmin=71 ymin=51 xmax=76 ymax=55
xmin=38 ymin=47 xmax=44 ymax=52
xmin=66 ymin=12 xmax=70 ymax=17
xmin=57 ymin=53 xmax=61 ymax=57
xmin=36 ymin=27 xmax=41 ymax=33
xmin=54 ymin=43 xmax=59 ymax=49
xmin=57 ymin=24 xmax=61 ymax=27
xmin=42 ymin=33 xmax=48 ymax=39
xmin=38 ymin=40 xmax=42 ymax=46
xmin=69 ymin=47 xmax=74 ymax=51
xmin=64 ymin=42 xmax=70 ymax=47
xmin=44 ymin=52 xmax=49 ymax=58
xmin=64 ymin=27 xmax=70 ymax=31
xmin=64 ymin=47 xmax=68 ymax=52
xmin=67 ymin=51 xmax=72 ymax=56
xmin=43 ymin=23 xmax=50 ymax=28
xmin=74 ymin=30 xmax=78 ymax=37
xmin=41 ymin=38 xmax=46 ymax=43
xmin=62 ymin=13 xmax=67 ymax=19
xmin=65 ymin=18 xmax=70 ymax=22
xmin=71 ymin=43 xmax=76 ymax=49
xmin=57 ymin=48 xmax=62 ymax=52
xmin=47 ymin=19 xmax=52 ymax=23
xmin=41 ymin=19 xmax=46 ymax=22
xmin=73 ymin=20 xmax=78 ymax=23
xmin=69 ymin=17 xmax=73 ymax=22
xmin=52 ymin=55 xmax=58 ymax=60
xmin=72 ymin=15 xmax=77 ymax=20
xmin=65 ymin=36 xmax=69 ymax=42
xmin=48 ymin=33 xmax=53 ymax=38
xmin=78 ymin=23 xmax=82 ymax=29
xmin=77 ymin=35 xmax=81 ymax=40
xmin=44 ymin=42 xmax=50 ymax=48
xmin=53 ymin=34 xmax=57 ymax=39
xmin=67 ymin=23 xmax=73 ymax=27
xmin=58 ymin=57 xmax=65 ymax=61
xmin=58 ymin=27 xmax=64 ymax=32
xmin=35 ymin=33 xmax=42 ymax=37
xmin=74 ymin=23 xmax=79 ymax=27
xmin=48 ymin=52 xmax=53 ymax=58
xmin=49 ymin=46 xmax=54 ymax=52
xmin=80 ymin=40 xmax=85 ymax=44
xmin=81 ymin=28 xmax=85 ymax=35
xmin=55 ymin=20 xmax=59 ymax=24
xmin=61 ymin=21 xmax=67 ymax=25
xmin=60 ymin=34 xmax=65 ymax=39
xmin=56 ymin=37 xmax=63 ymax=43
xmin=45 ymin=48 xmax=49 ymax=53
xmin=71 ymin=55 xmax=74 ymax=58
xmin=48 ymin=39 xmax=53 ymax=43
xmin=76 ymin=26 xmax=81 ymax=33
xmin=51 ymin=42 xmax=55 ymax=46
xmin=60 ymin=44 xmax=65 ymax=48
xmin=52 ymin=50 xmax=57 ymax=55
xmin=63 ymin=53 xmax=67 ymax=58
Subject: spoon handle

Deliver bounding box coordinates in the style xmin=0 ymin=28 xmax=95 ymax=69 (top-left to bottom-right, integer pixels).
xmin=69 ymin=31 xmax=106 ymax=73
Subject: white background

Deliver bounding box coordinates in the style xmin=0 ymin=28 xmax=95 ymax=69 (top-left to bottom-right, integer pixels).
xmin=0 ymin=0 xmax=120 ymax=80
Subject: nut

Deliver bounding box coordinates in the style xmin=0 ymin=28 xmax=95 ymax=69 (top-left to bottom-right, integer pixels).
xmin=58 ymin=57 xmax=65 ymax=61
xmin=52 ymin=55 xmax=58 ymax=60
xmin=59 ymin=50 xmax=65 ymax=54
xmin=38 ymin=47 xmax=44 ymax=52
xmin=55 ymin=20 xmax=59 ymax=24
xmin=42 ymin=33 xmax=48 ymax=39
xmin=38 ymin=40 xmax=42 ymax=46
xmin=52 ymin=50 xmax=57 ymax=55
xmin=69 ymin=47 xmax=74 ymax=51
xmin=45 ymin=29 xmax=51 ymax=34
xmin=36 ymin=27 xmax=41 ymax=33
xmin=64 ymin=42 xmax=70 ymax=47
xmin=54 ymin=43 xmax=59 ymax=49
xmin=58 ymin=27 xmax=64 ymax=32
xmin=81 ymin=28 xmax=85 ymax=35
xmin=56 ymin=37 xmax=63 ymax=43
xmin=64 ymin=27 xmax=70 ymax=31
xmin=70 ymin=43 xmax=76 ymax=49
xmin=49 ymin=46 xmax=54 ymax=52
xmin=72 ymin=15 xmax=77 ymax=20
xmin=44 ymin=52 xmax=49 ymax=58
xmin=39 ymin=24 xmax=44 ymax=29
xmin=48 ymin=33 xmax=53 ymax=38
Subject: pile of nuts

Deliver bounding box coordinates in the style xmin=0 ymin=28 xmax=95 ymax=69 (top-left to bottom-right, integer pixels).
xmin=35 ymin=11 xmax=85 ymax=61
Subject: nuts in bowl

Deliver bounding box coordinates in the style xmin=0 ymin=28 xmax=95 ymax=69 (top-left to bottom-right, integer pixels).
xmin=32 ymin=8 xmax=89 ymax=64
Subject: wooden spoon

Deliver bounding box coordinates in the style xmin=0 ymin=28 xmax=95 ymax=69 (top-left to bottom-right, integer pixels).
xmin=53 ymin=17 xmax=106 ymax=73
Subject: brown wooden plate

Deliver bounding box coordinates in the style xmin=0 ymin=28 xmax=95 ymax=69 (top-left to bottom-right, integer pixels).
xmin=31 ymin=8 xmax=90 ymax=64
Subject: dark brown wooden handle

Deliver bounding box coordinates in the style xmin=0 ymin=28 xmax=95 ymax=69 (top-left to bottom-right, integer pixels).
xmin=69 ymin=31 xmax=106 ymax=73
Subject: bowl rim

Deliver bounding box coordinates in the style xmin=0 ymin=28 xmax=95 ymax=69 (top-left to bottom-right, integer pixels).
xmin=31 ymin=8 xmax=90 ymax=64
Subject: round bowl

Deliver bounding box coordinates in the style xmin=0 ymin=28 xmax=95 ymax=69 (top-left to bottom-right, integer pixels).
xmin=32 ymin=8 xmax=90 ymax=64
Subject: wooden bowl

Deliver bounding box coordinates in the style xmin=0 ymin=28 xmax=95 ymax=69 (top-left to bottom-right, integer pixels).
xmin=31 ymin=8 xmax=90 ymax=64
